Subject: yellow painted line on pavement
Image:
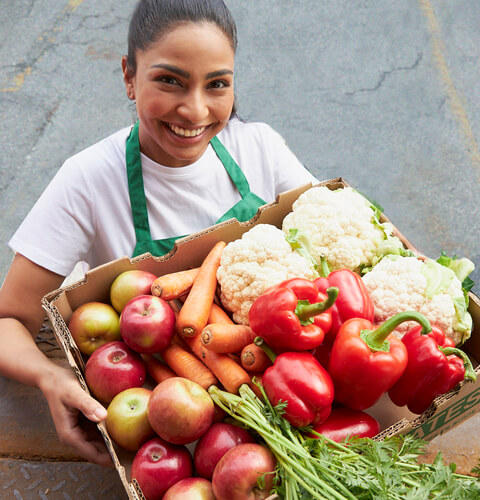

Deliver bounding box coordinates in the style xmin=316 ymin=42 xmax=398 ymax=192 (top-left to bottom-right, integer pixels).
xmin=0 ymin=0 xmax=84 ymax=92
xmin=0 ymin=68 xmax=32 ymax=92
xmin=419 ymin=0 xmax=480 ymax=172
xmin=65 ymin=0 xmax=85 ymax=13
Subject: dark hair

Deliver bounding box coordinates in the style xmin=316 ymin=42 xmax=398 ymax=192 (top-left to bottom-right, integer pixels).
xmin=126 ymin=0 xmax=238 ymax=74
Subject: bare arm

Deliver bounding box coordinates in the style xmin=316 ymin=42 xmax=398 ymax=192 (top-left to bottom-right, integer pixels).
xmin=0 ymin=254 xmax=113 ymax=467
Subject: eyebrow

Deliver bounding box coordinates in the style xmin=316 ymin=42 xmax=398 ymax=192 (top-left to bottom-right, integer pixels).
xmin=151 ymin=64 xmax=233 ymax=80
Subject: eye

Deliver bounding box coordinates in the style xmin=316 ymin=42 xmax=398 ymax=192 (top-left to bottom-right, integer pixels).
xmin=208 ymin=79 xmax=230 ymax=89
xmin=157 ymin=76 xmax=181 ymax=86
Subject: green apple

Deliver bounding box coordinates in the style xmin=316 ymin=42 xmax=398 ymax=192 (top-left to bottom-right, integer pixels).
xmin=106 ymin=387 xmax=155 ymax=452
xmin=68 ymin=301 xmax=121 ymax=355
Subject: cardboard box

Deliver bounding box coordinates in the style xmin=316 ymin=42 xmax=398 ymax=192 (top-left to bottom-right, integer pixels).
xmin=42 ymin=177 xmax=480 ymax=499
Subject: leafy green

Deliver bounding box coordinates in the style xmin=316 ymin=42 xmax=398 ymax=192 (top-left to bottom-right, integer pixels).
xmin=208 ymin=384 xmax=480 ymax=499
xmin=285 ymin=228 xmax=320 ymax=274
xmin=422 ymin=259 xmax=456 ymax=299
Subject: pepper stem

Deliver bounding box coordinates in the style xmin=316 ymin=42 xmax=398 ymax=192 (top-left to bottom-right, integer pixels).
xmin=254 ymin=336 xmax=277 ymax=363
xmin=319 ymin=255 xmax=331 ymax=278
xmin=439 ymin=346 xmax=477 ymax=382
xmin=295 ymin=287 xmax=338 ymax=325
xmin=361 ymin=311 xmax=432 ymax=352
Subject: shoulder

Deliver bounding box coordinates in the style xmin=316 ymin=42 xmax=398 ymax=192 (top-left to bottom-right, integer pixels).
xmin=62 ymin=126 xmax=131 ymax=177
xmin=218 ymin=118 xmax=283 ymax=148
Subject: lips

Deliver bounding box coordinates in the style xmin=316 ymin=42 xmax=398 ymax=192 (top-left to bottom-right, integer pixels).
xmin=168 ymin=123 xmax=207 ymax=138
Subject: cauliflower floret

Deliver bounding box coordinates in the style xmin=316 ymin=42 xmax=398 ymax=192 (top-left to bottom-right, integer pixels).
xmin=362 ymin=255 xmax=472 ymax=345
xmin=282 ymin=186 xmax=390 ymax=272
xmin=217 ymin=224 xmax=317 ymax=325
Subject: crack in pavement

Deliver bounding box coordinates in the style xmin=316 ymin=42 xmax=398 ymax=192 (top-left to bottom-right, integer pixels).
xmin=345 ymin=51 xmax=424 ymax=96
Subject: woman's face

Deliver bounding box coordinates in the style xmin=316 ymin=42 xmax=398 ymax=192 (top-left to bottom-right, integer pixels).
xmin=123 ymin=22 xmax=235 ymax=167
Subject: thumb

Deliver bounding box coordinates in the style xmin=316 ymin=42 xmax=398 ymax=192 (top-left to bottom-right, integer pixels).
xmin=77 ymin=391 xmax=108 ymax=422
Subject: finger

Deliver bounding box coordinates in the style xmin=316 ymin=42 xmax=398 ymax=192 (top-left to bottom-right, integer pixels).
xmin=66 ymin=425 xmax=114 ymax=468
xmin=66 ymin=387 xmax=108 ymax=423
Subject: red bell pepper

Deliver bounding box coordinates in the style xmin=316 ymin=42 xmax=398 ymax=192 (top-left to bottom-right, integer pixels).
xmin=257 ymin=338 xmax=334 ymax=427
xmin=388 ymin=324 xmax=477 ymax=414
xmin=314 ymin=259 xmax=374 ymax=343
xmin=328 ymin=311 xmax=431 ymax=410
xmin=310 ymin=407 xmax=380 ymax=442
xmin=248 ymin=278 xmax=338 ymax=352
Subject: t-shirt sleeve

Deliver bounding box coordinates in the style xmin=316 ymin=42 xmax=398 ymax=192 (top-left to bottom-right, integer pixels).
xmin=261 ymin=124 xmax=319 ymax=193
xmin=8 ymin=158 xmax=96 ymax=276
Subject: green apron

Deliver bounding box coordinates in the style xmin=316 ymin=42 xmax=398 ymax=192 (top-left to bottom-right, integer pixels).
xmin=126 ymin=121 xmax=266 ymax=257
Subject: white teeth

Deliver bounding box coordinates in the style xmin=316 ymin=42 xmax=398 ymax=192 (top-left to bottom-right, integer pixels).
xmin=169 ymin=124 xmax=206 ymax=137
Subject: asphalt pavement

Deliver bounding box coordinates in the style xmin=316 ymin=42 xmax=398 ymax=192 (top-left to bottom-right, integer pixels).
xmin=1 ymin=0 xmax=480 ymax=498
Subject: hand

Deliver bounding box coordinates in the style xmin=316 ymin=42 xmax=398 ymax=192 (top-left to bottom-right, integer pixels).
xmin=40 ymin=364 xmax=114 ymax=468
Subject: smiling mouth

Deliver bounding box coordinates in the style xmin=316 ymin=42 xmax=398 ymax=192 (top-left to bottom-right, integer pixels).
xmin=168 ymin=123 xmax=207 ymax=138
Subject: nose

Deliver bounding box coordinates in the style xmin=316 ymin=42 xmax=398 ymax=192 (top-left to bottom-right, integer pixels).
xmin=176 ymin=88 xmax=209 ymax=123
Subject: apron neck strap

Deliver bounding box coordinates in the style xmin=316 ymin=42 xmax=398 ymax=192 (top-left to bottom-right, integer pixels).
xmin=126 ymin=121 xmax=152 ymax=242
xmin=210 ymin=135 xmax=250 ymax=198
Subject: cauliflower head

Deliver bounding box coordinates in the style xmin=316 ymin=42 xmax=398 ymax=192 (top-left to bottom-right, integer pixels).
xmin=216 ymin=224 xmax=318 ymax=325
xmin=361 ymin=255 xmax=473 ymax=345
xmin=282 ymin=186 xmax=402 ymax=272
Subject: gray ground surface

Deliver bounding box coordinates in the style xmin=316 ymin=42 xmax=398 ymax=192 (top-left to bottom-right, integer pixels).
xmin=1 ymin=0 xmax=479 ymax=497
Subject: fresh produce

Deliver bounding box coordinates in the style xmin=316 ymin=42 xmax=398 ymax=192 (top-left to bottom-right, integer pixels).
xmin=389 ymin=323 xmax=477 ymax=414
xmin=147 ymin=377 xmax=214 ymax=445
xmin=201 ymin=322 xmax=255 ymax=353
xmin=84 ymin=340 xmax=146 ymax=404
xmin=161 ymin=337 xmax=218 ymax=389
xmin=150 ymin=267 xmax=199 ymax=300
xmin=131 ymin=437 xmax=193 ymax=500
xmin=163 ymin=477 xmax=215 ymax=500
xmin=105 ymin=387 xmax=155 ymax=452
xmin=328 ymin=312 xmax=428 ymax=410
xmin=362 ymin=254 xmax=474 ymax=345
xmin=193 ymin=422 xmax=256 ymax=479
xmin=120 ymin=294 xmax=175 ymax=354
xmin=282 ymin=185 xmax=413 ymax=272
xmin=259 ymin=340 xmax=334 ymax=427
xmin=109 ymin=269 xmax=157 ymax=313
xmin=176 ymin=241 xmax=226 ymax=337
xmin=216 ymin=224 xmax=318 ymax=325
xmin=310 ymin=407 xmax=380 ymax=442
xmin=68 ymin=301 xmax=121 ymax=355
xmin=314 ymin=261 xmax=374 ymax=342
xmin=211 ymin=443 xmax=277 ymax=500
xmin=183 ymin=334 xmax=251 ymax=394
xmin=209 ymin=383 xmax=480 ymax=499
xmin=249 ymin=277 xmax=337 ymax=351
xmin=140 ymin=354 xmax=176 ymax=383
xmin=240 ymin=342 xmax=272 ymax=372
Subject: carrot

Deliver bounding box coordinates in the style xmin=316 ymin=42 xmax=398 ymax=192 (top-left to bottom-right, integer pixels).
xmin=241 ymin=343 xmax=273 ymax=372
xmin=201 ymin=323 xmax=255 ymax=353
xmin=176 ymin=241 xmax=226 ymax=337
xmin=183 ymin=334 xmax=251 ymax=394
xmin=141 ymin=354 xmax=176 ymax=384
xmin=208 ymin=302 xmax=234 ymax=325
xmin=161 ymin=341 xmax=218 ymax=390
xmin=151 ymin=268 xmax=200 ymax=300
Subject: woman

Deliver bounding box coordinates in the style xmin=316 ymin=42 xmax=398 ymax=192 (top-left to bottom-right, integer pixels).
xmin=0 ymin=0 xmax=316 ymax=466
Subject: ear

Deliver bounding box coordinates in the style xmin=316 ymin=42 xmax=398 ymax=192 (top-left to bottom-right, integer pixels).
xmin=122 ymin=55 xmax=136 ymax=100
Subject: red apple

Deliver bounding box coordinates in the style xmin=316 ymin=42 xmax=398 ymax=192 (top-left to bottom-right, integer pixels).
xmin=212 ymin=443 xmax=277 ymax=500
xmin=68 ymin=301 xmax=121 ymax=355
xmin=106 ymin=387 xmax=155 ymax=452
xmin=148 ymin=377 xmax=214 ymax=445
xmin=131 ymin=437 xmax=193 ymax=500
xmin=110 ymin=270 xmax=157 ymax=313
xmin=163 ymin=477 xmax=215 ymax=500
xmin=84 ymin=340 xmax=146 ymax=404
xmin=120 ymin=295 xmax=175 ymax=354
xmin=194 ymin=422 xmax=256 ymax=479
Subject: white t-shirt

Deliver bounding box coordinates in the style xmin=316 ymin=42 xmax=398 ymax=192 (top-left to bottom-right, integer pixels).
xmin=9 ymin=119 xmax=317 ymax=276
